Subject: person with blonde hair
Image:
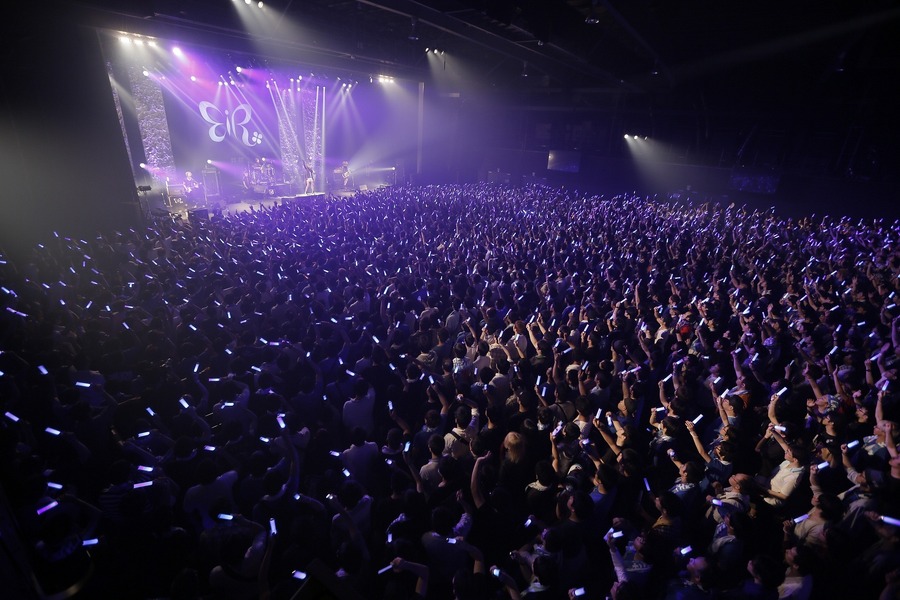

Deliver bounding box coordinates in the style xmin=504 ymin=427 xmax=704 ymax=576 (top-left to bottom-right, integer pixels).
xmin=499 ymin=431 xmax=531 ymax=506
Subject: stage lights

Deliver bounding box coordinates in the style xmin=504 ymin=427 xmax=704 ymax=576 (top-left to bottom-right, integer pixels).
xmin=119 ymin=33 xmax=159 ymax=46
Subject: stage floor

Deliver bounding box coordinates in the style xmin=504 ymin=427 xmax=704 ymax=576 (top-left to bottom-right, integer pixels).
xmin=145 ymin=192 xmax=328 ymax=220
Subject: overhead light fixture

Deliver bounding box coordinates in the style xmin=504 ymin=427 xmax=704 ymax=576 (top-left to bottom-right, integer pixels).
xmin=408 ymin=17 xmax=419 ymax=41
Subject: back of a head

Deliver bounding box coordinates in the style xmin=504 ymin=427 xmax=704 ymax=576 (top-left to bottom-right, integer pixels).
xmin=427 ymin=433 xmax=445 ymax=456
xmin=570 ymin=489 xmax=594 ymax=521
xmin=194 ymin=459 xmax=218 ymax=485
xmin=751 ymin=553 xmax=786 ymax=589
xmin=350 ymin=427 xmax=367 ymax=447
xmin=430 ymin=505 xmax=455 ymax=537
xmin=532 ymin=554 xmax=559 ymax=588
xmin=351 ymin=379 xmax=369 ymax=399
xmin=424 ymin=409 xmax=442 ymax=429
xmin=684 ymin=461 xmax=704 ymax=484
xmin=455 ymin=406 xmax=471 ymax=428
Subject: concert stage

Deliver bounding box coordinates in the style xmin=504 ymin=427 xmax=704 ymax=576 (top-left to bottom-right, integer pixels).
xmin=146 ymin=192 xmax=327 ymax=222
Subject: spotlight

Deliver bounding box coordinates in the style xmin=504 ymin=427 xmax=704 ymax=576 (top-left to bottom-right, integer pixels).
xmin=134 ymin=39 xmax=145 ymax=46
xmin=643 ymin=136 xmax=648 ymax=140
xmin=624 ymin=134 xmax=629 ymax=139
xmin=119 ymin=35 xmax=131 ymax=44
xmin=297 ymin=75 xmax=302 ymax=81
xmin=633 ymin=135 xmax=639 ymax=140
xmin=147 ymin=40 xmax=157 ymax=47
xmin=139 ymin=163 xmax=147 ymax=169
xmin=236 ymin=66 xmax=242 ymax=73
xmin=207 ymin=159 xmax=213 ymax=165
xmin=433 ymin=48 xmax=439 ymax=54
xmin=245 ymin=0 xmax=251 ymax=4
xmin=258 ymin=1 xmax=263 ymax=6
xmin=172 ymin=47 xmax=183 ymax=57
xmin=190 ymin=75 xmax=197 ymax=82
xmin=142 ymin=70 xmax=150 ymax=77
xmin=425 ymin=48 xmax=429 ymax=53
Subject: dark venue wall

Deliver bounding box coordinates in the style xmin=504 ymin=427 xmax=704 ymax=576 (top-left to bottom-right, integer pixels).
xmin=0 ymin=4 xmax=142 ymax=261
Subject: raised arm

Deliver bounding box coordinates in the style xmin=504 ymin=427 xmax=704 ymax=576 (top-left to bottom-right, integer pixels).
xmin=685 ymin=420 xmax=711 ymax=463
xmin=470 ymin=451 xmax=491 ymax=509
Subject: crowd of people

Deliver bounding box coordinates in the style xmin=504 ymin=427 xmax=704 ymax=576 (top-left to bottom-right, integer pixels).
xmin=0 ymin=183 xmax=898 ymax=600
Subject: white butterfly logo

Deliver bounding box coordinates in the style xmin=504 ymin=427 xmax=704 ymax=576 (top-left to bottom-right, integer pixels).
xmin=198 ymin=101 xmax=261 ymax=147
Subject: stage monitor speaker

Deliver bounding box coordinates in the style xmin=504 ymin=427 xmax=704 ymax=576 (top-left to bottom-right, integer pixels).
xmin=202 ymin=169 xmax=220 ymax=197
xmin=188 ymin=208 xmax=209 ymax=223
xmin=266 ymin=183 xmax=292 ymax=196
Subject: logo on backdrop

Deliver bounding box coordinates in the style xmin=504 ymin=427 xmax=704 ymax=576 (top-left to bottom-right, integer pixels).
xmin=198 ymin=101 xmax=263 ymax=147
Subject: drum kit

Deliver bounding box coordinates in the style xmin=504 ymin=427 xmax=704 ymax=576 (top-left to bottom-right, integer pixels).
xmin=248 ymin=159 xmax=276 ymax=185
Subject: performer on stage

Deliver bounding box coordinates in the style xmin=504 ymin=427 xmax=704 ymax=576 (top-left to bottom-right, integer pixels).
xmin=183 ymin=171 xmax=202 ymax=199
xmin=302 ymin=161 xmax=315 ymax=194
xmin=340 ymin=161 xmax=352 ymax=190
